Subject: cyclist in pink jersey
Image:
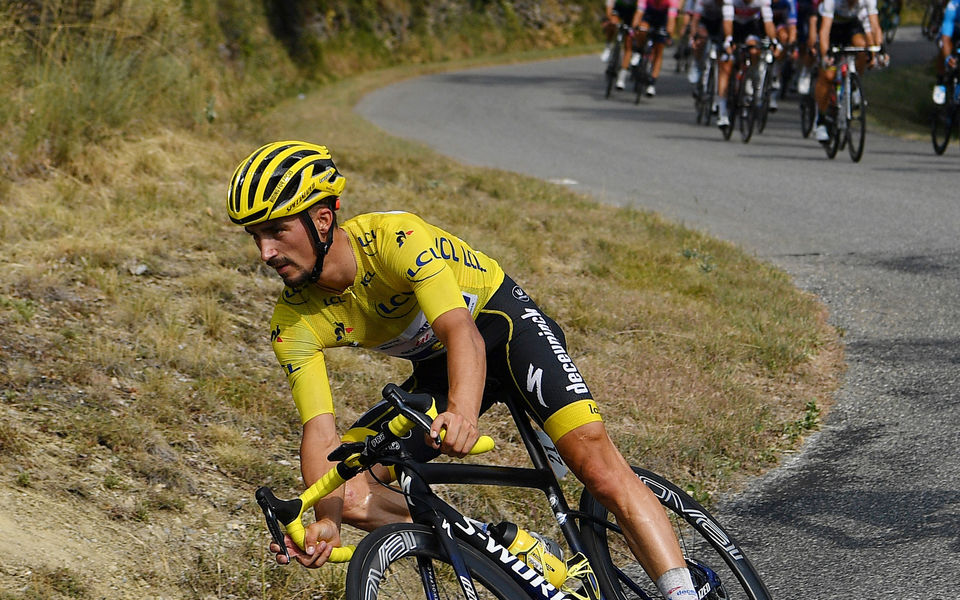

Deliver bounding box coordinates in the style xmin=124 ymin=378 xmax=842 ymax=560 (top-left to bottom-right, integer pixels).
xmin=633 ymin=0 xmax=681 ymax=95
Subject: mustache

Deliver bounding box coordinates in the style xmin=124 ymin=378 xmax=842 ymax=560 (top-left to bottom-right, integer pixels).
xmin=267 ymin=257 xmax=290 ymax=269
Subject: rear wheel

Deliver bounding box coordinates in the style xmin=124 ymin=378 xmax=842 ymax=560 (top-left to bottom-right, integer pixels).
xmin=847 ymin=73 xmax=867 ymax=162
xmin=579 ymin=466 xmax=772 ymax=600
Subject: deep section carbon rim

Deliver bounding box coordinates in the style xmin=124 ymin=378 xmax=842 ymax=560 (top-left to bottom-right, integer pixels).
xmin=345 ymin=523 xmax=526 ymax=600
xmin=579 ymin=466 xmax=772 ymax=600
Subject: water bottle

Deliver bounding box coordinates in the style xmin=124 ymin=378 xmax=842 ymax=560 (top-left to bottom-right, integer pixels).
xmin=488 ymin=521 xmax=567 ymax=588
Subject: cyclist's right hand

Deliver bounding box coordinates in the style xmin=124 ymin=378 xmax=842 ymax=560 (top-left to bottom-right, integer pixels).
xmin=270 ymin=520 xmax=341 ymax=568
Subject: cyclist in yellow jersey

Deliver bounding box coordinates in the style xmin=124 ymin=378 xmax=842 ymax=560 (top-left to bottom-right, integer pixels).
xmin=227 ymin=141 xmax=698 ymax=600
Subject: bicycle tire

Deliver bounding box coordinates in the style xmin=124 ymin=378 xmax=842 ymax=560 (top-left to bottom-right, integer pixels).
xmin=800 ymin=95 xmax=815 ymax=138
xmin=345 ymin=523 xmax=527 ymax=600
xmin=738 ymin=70 xmax=755 ymax=143
xmin=722 ymin=72 xmax=737 ymax=140
xmin=931 ymin=91 xmax=956 ymax=155
xmin=847 ymin=72 xmax=867 ymax=162
xmin=822 ymin=104 xmax=840 ymax=159
xmin=699 ymin=61 xmax=717 ymax=126
xmin=756 ymin=62 xmax=773 ymax=134
xmin=605 ymin=43 xmax=622 ymax=99
xmin=579 ymin=466 xmax=772 ymax=600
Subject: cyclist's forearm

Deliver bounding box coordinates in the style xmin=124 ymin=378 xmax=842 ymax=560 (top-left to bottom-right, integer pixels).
xmin=301 ymin=415 xmax=346 ymax=527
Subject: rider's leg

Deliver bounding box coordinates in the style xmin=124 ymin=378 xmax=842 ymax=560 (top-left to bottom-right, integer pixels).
xmin=556 ymin=421 xmax=695 ymax=597
xmin=651 ymin=42 xmax=666 ymax=78
xmin=341 ymin=465 xmax=413 ymax=531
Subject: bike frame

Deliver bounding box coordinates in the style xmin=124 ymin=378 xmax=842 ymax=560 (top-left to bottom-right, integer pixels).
xmin=387 ymin=397 xmax=607 ymax=600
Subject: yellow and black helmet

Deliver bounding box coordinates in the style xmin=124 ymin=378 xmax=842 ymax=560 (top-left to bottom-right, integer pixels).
xmin=227 ymin=141 xmax=345 ymax=226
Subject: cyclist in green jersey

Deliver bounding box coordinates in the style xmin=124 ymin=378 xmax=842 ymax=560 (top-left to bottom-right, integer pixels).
xmin=227 ymin=141 xmax=699 ymax=600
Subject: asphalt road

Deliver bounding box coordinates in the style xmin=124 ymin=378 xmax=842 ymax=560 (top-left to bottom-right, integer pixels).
xmin=356 ymin=27 xmax=960 ymax=598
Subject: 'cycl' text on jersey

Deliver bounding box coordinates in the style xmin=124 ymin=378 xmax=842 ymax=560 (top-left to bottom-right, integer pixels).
xmin=406 ymin=236 xmax=487 ymax=280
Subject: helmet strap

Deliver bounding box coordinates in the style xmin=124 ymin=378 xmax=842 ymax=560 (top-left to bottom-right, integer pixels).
xmin=299 ymin=208 xmax=336 ymax=284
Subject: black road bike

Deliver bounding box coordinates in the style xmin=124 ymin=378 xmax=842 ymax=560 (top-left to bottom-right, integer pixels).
xmin=932 ymin=48 xmax=960 ymax=155
xmin=257 ymin=384 xmax=773 ymax=600
xmin=695 ymin=36 xmax=721 ymax=126
xmin=922 ymin=0 xmax=946 ymax=41
xmin=727 ymin=41 xmax=776 ymax=143
xmin=819 ymin=46 xmax=878 ymax=162
xmin=606 ymin=23 xmax=634 ymax=98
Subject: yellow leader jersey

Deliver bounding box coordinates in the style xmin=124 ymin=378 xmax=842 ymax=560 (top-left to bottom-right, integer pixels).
xmin=270 ymin=212 xmax=505 ymax=424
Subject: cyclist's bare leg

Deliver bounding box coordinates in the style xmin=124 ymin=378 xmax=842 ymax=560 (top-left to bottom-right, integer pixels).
xmin=651 ymin=42 xmax=666 ymax=78
xmin=851 ymin=32 xmax=869 ymax=73
xmin=555 ymin=421 xmax=686 ymax=581
xmin=814 ymin=65 xmax=834 ymax=111
xmin=341 ymin=465 xmax=412 ymax=531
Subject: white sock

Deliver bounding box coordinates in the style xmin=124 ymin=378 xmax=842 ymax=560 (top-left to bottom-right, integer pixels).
xmin=656 ymin=567 xmax=698 ymax=600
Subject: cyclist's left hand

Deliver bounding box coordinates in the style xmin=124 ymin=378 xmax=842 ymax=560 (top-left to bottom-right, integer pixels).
xmin=429 ymin=410 xmax=480 ymax=458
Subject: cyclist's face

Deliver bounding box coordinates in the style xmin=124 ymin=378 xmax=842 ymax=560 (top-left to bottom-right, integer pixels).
xmin=245 ymin=214 xmax=316 ymax=287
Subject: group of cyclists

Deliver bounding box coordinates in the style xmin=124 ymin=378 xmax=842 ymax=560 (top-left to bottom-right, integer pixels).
xmin=602 ymin=0 xmax=889 ymax=142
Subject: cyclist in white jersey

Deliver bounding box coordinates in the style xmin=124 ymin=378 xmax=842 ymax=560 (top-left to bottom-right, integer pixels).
xmin=716 ymin=0 xmax=778 ymax=127
xmin=688 ymin=0 xmax=725 ymax=85
xmin=813 ymin=0 xmax=883 ymax=140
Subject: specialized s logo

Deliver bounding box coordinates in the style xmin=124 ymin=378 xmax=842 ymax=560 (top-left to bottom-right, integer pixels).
xmin=270 ymin=325 xmax=283 ymax=343
xmin=333 ymin=321 xmax=354 ymax=341
xmin=396 ymin=230 xmax=414 ymax=247
xmin=526 ymin=364 xmax=548 ymax=408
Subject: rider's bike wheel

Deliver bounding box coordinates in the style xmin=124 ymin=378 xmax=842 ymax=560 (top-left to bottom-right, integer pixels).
xmin=822 ymin=105 xmax=841 ymax=159
xmin=800 ymin=95 xmax=816 ymax=138
xmin=345 ymin=523 xmax=526 ymax=600
xmin=738 ymin=71 xmax=756 ymax=143
xmin=605 ymin=43 xmax=622 ymax=99
xmin=931 ymin=83 xmax=956 ymax=155
xmin=699 ymin=62 xmax=717 ymax=125
xmin=922 ymin=0 xmax=943 ymax=40
xmin=756 ymin=64 xmax=774 ymax=134
xmin=722 ymin=75 xmax=738 ymax=140
xmin=847 ymin=73 xmax=867 ymax=162
xmin=579 ymin=466 xmax=772 ymax=600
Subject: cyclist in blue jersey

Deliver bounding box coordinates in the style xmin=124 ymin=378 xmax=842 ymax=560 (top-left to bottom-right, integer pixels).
xmin=934 ymin=0 xmax=960 ymax=103
xmin=770 ymin=0 xmax=798 ymax=109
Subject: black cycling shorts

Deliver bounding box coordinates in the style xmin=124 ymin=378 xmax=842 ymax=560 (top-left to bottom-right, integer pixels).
xmin=829 ymin=19 xmax=866 ymax=45
xmin=733 ymin=18 xmax=765 ymax=43
xmin=343 ymin=275 xmax=602 ymax=462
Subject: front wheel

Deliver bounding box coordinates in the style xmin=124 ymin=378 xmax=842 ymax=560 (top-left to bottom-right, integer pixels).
xmin=345 ymin=523 xmax=526 ymax=600
xmin=822 ymin=104 xmax=841 ymax=159
xmin=800 ymin=95 xmax=816 ymax=138
xmin=931 ymin=93 xmax=956 ymax=155
xmin=738 ymin=70 xmax=756 ymax=143
xmin=847 ymin=73 xmax=867 ymax=162
xmin=605 ymin=43 xmax=622 ymax=99
xmin=579 ymin=466 xmax=772 ymax=600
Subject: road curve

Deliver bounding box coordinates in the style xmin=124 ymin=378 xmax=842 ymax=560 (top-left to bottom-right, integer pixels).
xmin=356 ymin=28 xmax=960 ymax=597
